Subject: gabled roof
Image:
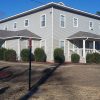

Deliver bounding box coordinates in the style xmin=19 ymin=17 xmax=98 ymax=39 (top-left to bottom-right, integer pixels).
xmin=0 ymin=2 xmax=100 ymax=23
xmin=68 ymin=31 xmax=100 ymax=40
xmin=0 ymin=29 xmax=41 ymax=39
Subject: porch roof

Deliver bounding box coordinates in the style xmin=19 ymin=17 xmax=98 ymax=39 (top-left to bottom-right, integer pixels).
xmin=0 ymin=29 xmax=41 ymax=40
xmin=67 ymin=31 xmax=100 ymax=40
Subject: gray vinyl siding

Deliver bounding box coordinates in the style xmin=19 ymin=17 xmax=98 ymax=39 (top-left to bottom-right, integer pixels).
xmin=0 ymin=8 xmax=53 ymax=61
xmin=53 ymin=8 xmax=100 ymax=61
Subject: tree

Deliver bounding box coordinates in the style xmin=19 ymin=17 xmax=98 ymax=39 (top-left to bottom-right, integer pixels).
xmin=96 ymin=11 xmax=100 ymax=16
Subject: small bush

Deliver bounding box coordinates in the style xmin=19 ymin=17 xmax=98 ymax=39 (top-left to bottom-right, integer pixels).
xmin=86 ymin=53 xmax=93 ymax=63
xmin=0 ymin=48 xmax=7 ymax=60
xmin=54 ymin=48 xmax=65 ymax=63
xmin=71 ymin=53 xmax=80 ymax=63
xmin=4 ymin=49 xmax=17 ymax=62
xmin=86 ymin=53 xmax=100 ymax=64
xmin=20 ymin=49 xmax=34 ymax=61
xmin=34 ymin=48 xmax=46 ymax=62
xmin=92 ymin=53 xmax=100 ymax=63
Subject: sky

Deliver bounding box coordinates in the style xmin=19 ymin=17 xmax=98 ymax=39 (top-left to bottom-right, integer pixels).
xmin=0 ymin=0 xmax=100 ymax=19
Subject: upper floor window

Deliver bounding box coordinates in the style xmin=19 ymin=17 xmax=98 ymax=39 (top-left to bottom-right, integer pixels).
xmin=4 ymin=25 xmax=8 ymax=30
xmin=89 ymin=21 xmax=93 ymax=30
xmin=99 ymin=23 xmax=100 ymax=29
xmin=13 ymin=22 xmax=17 ymax=29
xmin=60 ymin=14 xmax=65 ymax=28
xmin=40 ymin=14 xmax=46 ymax=27
xmin=73 ymin=17 xmax=78 ymax=27
xmin=24 ymin=19 xmax=29 ymax=27
xmin=59 ymin=40 xmax=65 ymax=51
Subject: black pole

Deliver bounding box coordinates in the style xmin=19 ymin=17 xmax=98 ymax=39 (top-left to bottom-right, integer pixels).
xmin=29 ymin=46 xmax=32 ymax=91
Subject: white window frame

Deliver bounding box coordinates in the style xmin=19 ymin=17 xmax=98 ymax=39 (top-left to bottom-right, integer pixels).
xmin=89 ymin=21 xmax=93 ymax=30
xmin=73 ymin=17 xmax=78 ymax=27
xmin=4 ymin=25 xmax=8 ymax=30
xmin=13 ymin=22 xmax=17 ymax=29
xmin=24 ymin=19 xmax=29 ymax=27
xmin=60 ymin=14 xmax=66 ymax=28
xmin=59 ymin=40 xmax=65 ymax=53
xmin=40 ymin=39 xmax=46 ymax=52
xmin=40 ymin=14 xmax=46 ymax=28
xmin=99 ymin=23 xmax=100 ymax=29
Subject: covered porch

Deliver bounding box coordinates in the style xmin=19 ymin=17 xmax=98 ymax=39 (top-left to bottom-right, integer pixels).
xmin=67 ymin=31 xmax=100 ymax=63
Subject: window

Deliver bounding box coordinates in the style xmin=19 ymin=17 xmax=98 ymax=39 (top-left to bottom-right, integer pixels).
xmin=40 ymin=14 xmax=46 ymax=27
xmin=24 ymin=19 xmax=29 ymax=27
xmin=73 ymin=17 xmax=78 ymax=27
xmin=59 ymin=40 xmax=65 ymax=50
xmin=60 ymin=14 xmax=65 ymax=28
xmin=4 ymin=25 xmax=8 ymax=30
xmin=13 ymin=22 xmax=17 ymax=29
xmin=99 ymin=23 xmax=100 ymax=29
xmin=89 ymin=21 xmax=93 ymax=30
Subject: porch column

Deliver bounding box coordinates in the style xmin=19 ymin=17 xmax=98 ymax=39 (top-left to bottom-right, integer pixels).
xmin=83 ymin=40 xmax=86 ymax=58
xmin=93 ymin=41 xmax=95 ymax=52
xmin=73 ymin=41 xmax=75 ymax=52
xmin=67 ymin=41 xmax=70 ymax=61
xmin=18 ymin=39 xmax=21 ymax=61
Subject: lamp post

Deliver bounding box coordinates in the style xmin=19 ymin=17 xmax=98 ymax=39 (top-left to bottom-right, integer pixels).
xmin=28 ymin=38 xmax=32 ymax=91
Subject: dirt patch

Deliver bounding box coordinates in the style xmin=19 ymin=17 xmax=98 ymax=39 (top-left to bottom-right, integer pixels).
xmin=30 ymin=64 xmax=100 ymax=100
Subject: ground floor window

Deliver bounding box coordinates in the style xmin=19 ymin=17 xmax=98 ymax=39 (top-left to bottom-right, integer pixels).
xmin=59 ymin=40 xmax=65 ymax=51
xmin=40 ymin=40 xmax=46 ymax=52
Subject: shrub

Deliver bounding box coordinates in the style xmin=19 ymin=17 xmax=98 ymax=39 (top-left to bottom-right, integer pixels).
xmin=4 ymin=49 xmax=17 ymax=62
xmin=34 ymin=48 xmax=46 ymax=62
xmin=54 ymin=48 xmax=65 ymax=63
xmin=20 ymin=49 xmax=34 ymax=61
xmin=0 ymin=48 xmax=7 ymax=60
xmin=86 ymin=53 xmax=93 ymax=63
xmin=92 ymin=53 xmax=100 ymax=63
xmin=71 ymin=53 xmax=80 ymax=63
xmin=86 ymin=53 xmax=100 ymax=64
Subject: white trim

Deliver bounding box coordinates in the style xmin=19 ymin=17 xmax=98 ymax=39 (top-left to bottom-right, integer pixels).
xmin=4 ymin=41 xmax=7 ymax=48
xmin=89 ymin=21 xmax=94 ymax=30
xmin=83 ymin=39 xmax=86 ymax=58
xmin=93 ymin=41 xmax=95 ymax=52
xmin=24 ymin=19 xmax=29 ymax=27
xmin=18 ymin=39 xmax=21 ymax=60
xmin=73 ymin=17 xmax=78 ymax=27
xmin=0 ymin=36 xmax=41 ymax=40
xmin=51 ymin=7 xmax=54 ymax=61
xmin=60 ymin=14 xmax=66 ymax=28
xmin=66 ymin=37 xmax=100 ymax=40
xmin=13 ymin=22 xmax=17 ymax=29
xmin=40 ymin=14 xmax=46 ymax=28
xmin=67 ymin=40 xmax=70 ymax=61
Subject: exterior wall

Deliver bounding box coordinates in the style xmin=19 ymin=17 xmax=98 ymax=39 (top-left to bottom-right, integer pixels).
xmin=53 ymin=8 xmax=100 ymax=61
xmin=0 ymin=8 xmax=53 ymax=61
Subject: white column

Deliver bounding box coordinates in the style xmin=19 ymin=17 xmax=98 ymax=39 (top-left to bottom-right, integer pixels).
xmin=18 ymin=39 xmax=21 ymax=61
xmin=83 ymin=40 xmax=86 ymax=58
xmin=67 ymin=41 xmax=70 ymax=61
xmin=93 ymin=41 xmax=95 ymax=52
xmin=73 ymin=41 xmax=75 ymax=52
xmin=4 ymin=41 xmax=7 ymax=48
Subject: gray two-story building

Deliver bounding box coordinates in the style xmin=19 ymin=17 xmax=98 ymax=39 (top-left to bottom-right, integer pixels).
xmin=0 ymin=2 xmax=100 ymax=62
